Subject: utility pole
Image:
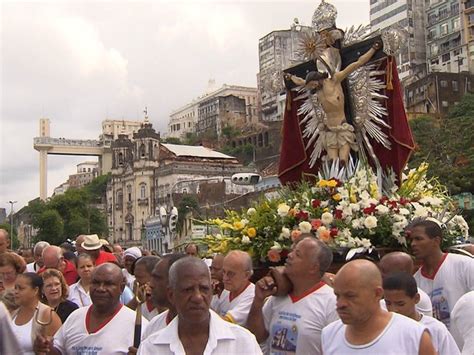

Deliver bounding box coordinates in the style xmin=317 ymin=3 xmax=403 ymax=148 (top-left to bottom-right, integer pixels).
xmin=8 ymin=200 xmax=17 ymax=241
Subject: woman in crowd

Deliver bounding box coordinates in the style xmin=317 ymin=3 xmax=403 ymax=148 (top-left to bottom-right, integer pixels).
xmin=122 ymin=246 xmax=142 ymax=289
xmin=0 ymin=252 xmax=26 ymax=290
xmin=68 ymin=254 xmax=94 ymax=307
xmin=12 ymin=272 xmax=61 ymax=355
xmin=41 ymin=268 xmax=78 ymax=323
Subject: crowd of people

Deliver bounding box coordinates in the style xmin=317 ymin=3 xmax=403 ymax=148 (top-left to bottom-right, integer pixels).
xmin=0 ymin=218 xmax=473 ymax=354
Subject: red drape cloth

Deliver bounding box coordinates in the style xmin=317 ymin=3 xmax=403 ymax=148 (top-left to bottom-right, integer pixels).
xmin=278 ymin=56 xmax=415 ymax=185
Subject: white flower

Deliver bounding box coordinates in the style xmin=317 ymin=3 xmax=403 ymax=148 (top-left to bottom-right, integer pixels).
xmin=247 ymin=208 xmax=257 ymax=216
xmin=364 ymin=216 xmax=378 ymax=229
xmin=352 ymin=218 xmax=363 ymax=229
xmin=280 ymin=227 xmax=291 ymax=239
xmin=360 ymin=238 xmax=372 ymax=249
xmin=277 ymin=203 xmax=290 ymax=217
xmin=320 ymin=200 xmax=329 ymax=208
xmin=399 ymin=208 xmax=410 ymax=215
xmin=241 ymin=236 xmax=251 ymax=244
xmin=413 ymin=204 xmax=428 ymax=218
xmin=241 ymin=219 xmax=249 ymax=227
xmin=215 ymin=234 xmax=223 ymax=240
xmin=321 ymin=212 xmax=334 ymax=225
xmin=271 ymin=241 xmax=282 ymax=251
xmin=375 ymin=205 xmax=390 ymax=215
xmin=299 ymin=221 xmax=312 ymax=234
xmin=342 ymin=206 xmax=353 ymax=218
xmin=350 ymin=203 xmax=360 ymax=212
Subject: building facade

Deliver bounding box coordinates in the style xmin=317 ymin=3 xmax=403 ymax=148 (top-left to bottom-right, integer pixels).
xmin=258 ymin=24 xmax=310 ymax=122
xmin=68 ymin=161 xmax=99 ymax=189
xmin=426 ymin=0 xmax=469 ymax=73
xmin=370 ymin=0 xmax=427 ymax=83
xmin=405 ymin=72 xmax=474 ymax=117
xmin=167 ymin=84 xmax=258 ymax=139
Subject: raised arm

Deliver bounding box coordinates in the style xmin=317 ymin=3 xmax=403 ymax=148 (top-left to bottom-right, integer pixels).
xmin=284 ymin=73 xmax=306 ymax=87
xmin=335 ymin=41 xmax=382 ymax=82
xmin=246 ymin=276 xmax=276 ymax=343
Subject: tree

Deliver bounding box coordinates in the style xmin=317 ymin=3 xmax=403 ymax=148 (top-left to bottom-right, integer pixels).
xmin=177 ymin=195 xmax=200 ymax=233
xmin=0 ymin=223 xmax=19 ymax=249
xmin=34 ymin=209 xmax=64 ymax=245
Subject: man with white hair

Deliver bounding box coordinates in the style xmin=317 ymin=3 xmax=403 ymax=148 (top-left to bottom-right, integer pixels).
xmin=137 ymin=257 xmax=261 ymax=354
xmin=26 ymin=241 xmax=50 ymax=273
xmin=211 ymin=250 xmax=255 ymax=326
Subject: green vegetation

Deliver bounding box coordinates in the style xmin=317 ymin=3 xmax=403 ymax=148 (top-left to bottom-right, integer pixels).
xmin=25 ymin=174 xmax=111 ymax=245
xmin=0 ymin=222 xmax=19 ymax=249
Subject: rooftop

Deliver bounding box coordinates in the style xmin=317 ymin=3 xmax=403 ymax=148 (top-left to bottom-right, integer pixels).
xmin=162 ymin=144 xmax=235 ymax=159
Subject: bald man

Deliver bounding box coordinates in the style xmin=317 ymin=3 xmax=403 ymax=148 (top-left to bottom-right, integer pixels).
xmin=321 ymin=259 xmax=435 ymax=355
xmin=379 ymin=252 xmax=432 ymax=316
xmin=138 ymin=257 xmax=261 ymax=354
xmin=212 ymin=251 xmax=255 ymax=325
xmin=36 ymin=263 xmax=148 ymax=354
xmin=41 ymin=246 xmax=78 ymax=285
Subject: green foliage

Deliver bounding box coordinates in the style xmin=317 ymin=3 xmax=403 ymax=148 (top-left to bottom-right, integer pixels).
xmin=221 ymin=125 xmax=239 ymax=139
xmin=177 ymin=195 xmax=200 ymax=232
xmin=184 ymin=132 xmax=201 ymax=145
xmin=162 ymin=137 xmax=182 ymax=145
xmin=26 ymin=175 xmax=109 ymax=245
xmin=221 ymin=143 xmax=254 ymax=165
xmin=409 ymin=93 xmax=474 ymax=195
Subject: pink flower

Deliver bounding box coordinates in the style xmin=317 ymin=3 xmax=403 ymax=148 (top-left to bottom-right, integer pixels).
xmin=267 ymin=249 xmax=281 ymax=263
xmin=311 ymin=219 xmax=323 ymax=230
xmin=291 ymin=229 xmax=302 ymax=242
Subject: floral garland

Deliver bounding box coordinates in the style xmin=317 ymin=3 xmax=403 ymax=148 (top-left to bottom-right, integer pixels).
xmin=195 ymin=163 xmax=469 ymax=263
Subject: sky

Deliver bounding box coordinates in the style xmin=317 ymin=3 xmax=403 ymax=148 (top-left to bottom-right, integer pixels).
xmin=0 ymin=0 xmax=369 ymax=213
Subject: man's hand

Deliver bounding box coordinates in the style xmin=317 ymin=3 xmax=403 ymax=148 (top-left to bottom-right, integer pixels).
xmin=269 ymin=267 xmax=292 ymax=296
xmin=34 ymin=334 xmax=53 ymax=354
xmin=255 ymin=275 xmax=278 ymax=301
xmin=128 ymin=346 xmax=138 ymax=355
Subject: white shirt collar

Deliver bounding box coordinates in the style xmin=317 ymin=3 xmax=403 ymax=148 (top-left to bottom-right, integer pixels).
xmin=149 ymin=309 xmax=236 ymax=353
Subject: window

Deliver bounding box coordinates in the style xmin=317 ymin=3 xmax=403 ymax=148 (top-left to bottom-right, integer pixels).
xmin=452 ymin=80 xmax=459 ymax=92
xmin=440 ymin=80 xmax=448 ymax=88
xmin=127 ymin=185 xmax=132 ymax=202
xmin=140 ymin=144 xmax=146 ymax=158
xmin=140 ymin=184 xmax=146 ymax=199
xmin=440 ymin=23 xmax=448 ymax=36
xmin=441 ymin=101 xmax=449 ymax=108
xmin=453 ymin=18 xmax=460 ymax=30
xmin=442 ymin=53 xmax=451 ymax=62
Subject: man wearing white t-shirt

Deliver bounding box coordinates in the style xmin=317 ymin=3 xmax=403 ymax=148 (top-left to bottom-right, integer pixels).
xmin=383 ymin=271 xmax=460 ymax=355
xmin=408 ymin=219 xmax=474 ymax=329
xmin=321 ymin=259 xmax=436 ymax=355
xmin=35 ymin=263 xmax=148 ymax=354
xmin=379 ymin=251 xmax=432 ymax=316
xmin=212 ymin=250 xmax=255 ymax=325
xmin=248 ymin=237 xmax=338 ymax=355
xmin=138 ymin=257 xmax=261 ymax=354
xmin=450 ymin=291 xmax=474 ymax=354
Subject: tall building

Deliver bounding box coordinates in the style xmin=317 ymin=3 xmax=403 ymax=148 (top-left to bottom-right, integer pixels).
xmin=461 ymin=0 xmax=474 ymax=72
xmin=425 ymin=0 xmax=468 ymax=73
xmin=258 ymin=24 xmax=310 ymax=122
xmin=370 ymin=0 xmax=427 ymax=83
xmin=167 ymin=83 xmax=258 ymax=139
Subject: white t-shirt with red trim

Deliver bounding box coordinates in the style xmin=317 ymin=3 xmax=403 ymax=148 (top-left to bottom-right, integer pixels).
xmin=141 ymin=301 xmax=159 ymax=321
xmin=414 ymin=253 xmax=474 ymax=330
xmin=53 ymin=304 xmax=149 ymax=354
xmin=212 ymin=282 xmax=255 ymax=325
xmin=262 ymin=281 xmax=338 ymax=355
xmin=142 ymin=310 xmax=173 ymax=340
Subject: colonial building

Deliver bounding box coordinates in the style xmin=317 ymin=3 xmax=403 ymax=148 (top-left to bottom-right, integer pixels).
xmin=167 ymin=82 xmax=258 ymax=139
xmin=68 ymin=161 xmax=99 ymax=189
xmin=106 ymin=119 xmax=160 ymax=246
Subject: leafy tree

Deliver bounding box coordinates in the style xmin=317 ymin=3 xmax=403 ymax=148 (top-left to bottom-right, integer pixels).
xmin=34 ymin=209 xmax=64 ymax=245
xmin=162 ymin=137 xmax=182 ymax=145
xmin=177 ymin=195 xmax=200 ymax=232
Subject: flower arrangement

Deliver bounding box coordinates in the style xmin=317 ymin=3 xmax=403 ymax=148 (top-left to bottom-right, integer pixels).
xmin=196 ymin=163 xmax=469 ymax=263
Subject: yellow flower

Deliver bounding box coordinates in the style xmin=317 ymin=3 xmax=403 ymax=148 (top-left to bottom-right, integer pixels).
xmin=220 ymin=223 xmax=233 ymax=230
xmin=332 ymin=193 xmax=342 ymax=201
xmin=323 ymin=207 xmax=329 ymax=212
xmin=318 ymin=179 xmax=329 ymax=188
xmin=349 ymin=186 xmax=357 ymax=203
xmin=327 ymin=180 xmax=338 ymax=188
xmin=247 ymin=227 xmax=257 ymax=238
xmin=233 ymin=221 xmax=245 ymax=230
xmin=370 ymin=182 xmax=379 ymax=199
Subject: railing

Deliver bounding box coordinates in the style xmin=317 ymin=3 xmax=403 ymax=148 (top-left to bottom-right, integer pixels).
xmin=138 ymin=198 xmax=149 ymax=206
xmin=34 ymin=137 xmax=101 ymax=147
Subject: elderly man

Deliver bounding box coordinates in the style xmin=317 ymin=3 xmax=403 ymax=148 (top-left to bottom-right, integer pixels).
xmin=35 ymin=263 xmax=148 ymax=354
xmin=41 ymin=246 xmax=78 ymax=285
xmin=128 ymin=254 xmax=187 ymax=354
xmin=81 ymin=234 xmax=117 ymax=265
xmin=408 ymin=219 xmax=474 ymax=329
xmin=321 ymin=259 xmax=435 ymax=354
xmin=379 ymin=251 xmax=432 ymax=316
xmin=0 ymin=229 xmax=10 ymax=254
xmin=211 ymin=251 xmax=255 ymax=325
xmin=248 ymin=237 xmax=337 ymax=354
xmin=26 ymin=241 xmax=50 ymax=273
xmin=138 ymin=257 xmax=261 ymax=354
